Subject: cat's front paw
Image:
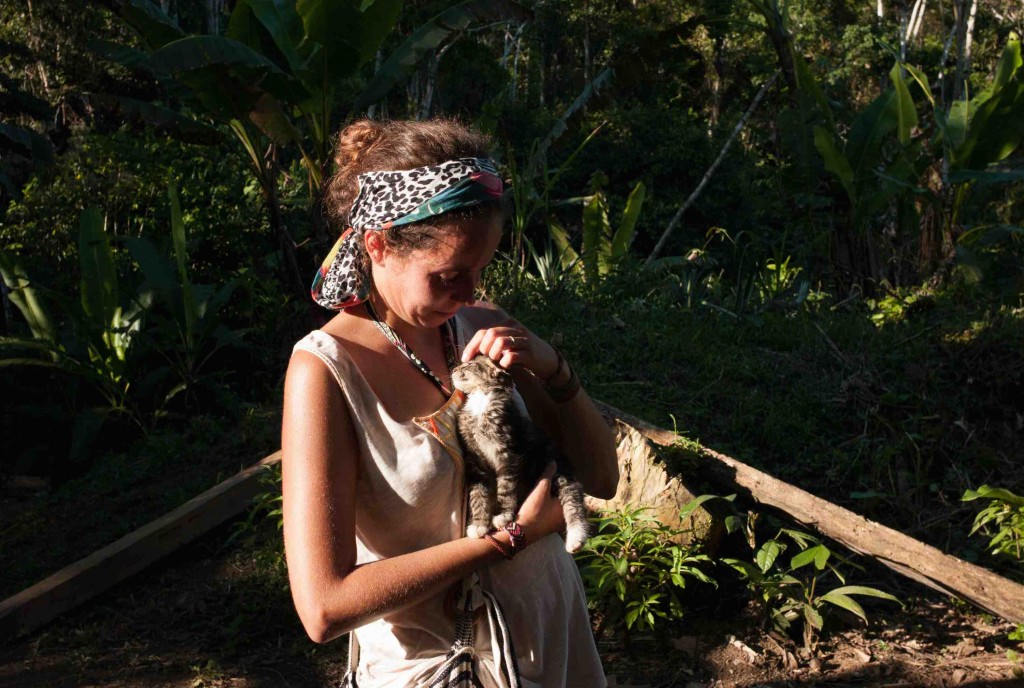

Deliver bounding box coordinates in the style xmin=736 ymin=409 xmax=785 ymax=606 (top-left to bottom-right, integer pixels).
xmin=564 ymin=524 xmax=590 ymax=553
xmin=491 ymin=512 xmax=514 ymax=529
xmin=466 ymin=523 xmax=489 ymax=539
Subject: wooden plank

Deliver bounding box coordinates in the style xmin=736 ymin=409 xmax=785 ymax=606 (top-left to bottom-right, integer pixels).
xmin=0 ymin=452 xmax=282 ymax=639
xmin=593 ymin=401 xmax=1024 ymax=625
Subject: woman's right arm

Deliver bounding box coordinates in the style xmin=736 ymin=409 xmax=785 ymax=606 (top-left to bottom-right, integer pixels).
xmin=281 ymin=351 xmax=566 ymax=644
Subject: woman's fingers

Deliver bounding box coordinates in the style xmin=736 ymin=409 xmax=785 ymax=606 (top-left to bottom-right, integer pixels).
xmin=517 ymin=463 xmax=564 ymax=540
xmin=460 ymin=321 xmax=559 ymax=379
xmin=462 ymin=322 xmax=530 ymax=365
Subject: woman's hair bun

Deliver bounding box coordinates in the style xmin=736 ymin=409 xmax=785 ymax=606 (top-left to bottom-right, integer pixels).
xmin=335 ymin=119 xmax=383 ymax=171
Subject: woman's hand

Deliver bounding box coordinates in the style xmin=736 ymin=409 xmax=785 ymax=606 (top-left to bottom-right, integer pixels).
xmin=461 ymin=317 xmax=559 ymax=379
xmin=514 ymin=463 xmax=566 ymax=542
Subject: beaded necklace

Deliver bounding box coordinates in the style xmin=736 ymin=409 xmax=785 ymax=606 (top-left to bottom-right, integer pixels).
xmin=364 ymin=299 xmax=459 ymax=398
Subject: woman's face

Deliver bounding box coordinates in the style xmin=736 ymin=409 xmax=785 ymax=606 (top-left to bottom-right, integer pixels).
xmin=370 ymin=213 xmax=504 ymax=329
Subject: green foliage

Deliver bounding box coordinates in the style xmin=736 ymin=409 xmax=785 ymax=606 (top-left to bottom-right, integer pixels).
xmin=124 ymin=185 xmax=245 ymax=410
xmin=1 ymin=208 xmax=149 ymax=420
xmin=229 ymin=463 xmax=284 ymax=556
xmin=1 ymin=182 xmax=252 ymax=476
xmin=551 ymin=177 xmax=647 ymax=283
xmin=577 ymin=505 xmax=715 ymax=637
xmin=722 ymin=512 xmax=901 ymax=651
xmin=865 ymin=288 xmax=928 ymax=328
xmin=963 ymin=485 xmax=1024 ymax=565
xmin=506 ymin=114 xmax=604 ymax=269
xmin=1 ymin=127 xmax=265 ymax=282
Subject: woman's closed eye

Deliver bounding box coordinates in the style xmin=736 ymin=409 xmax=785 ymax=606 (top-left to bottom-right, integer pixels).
xmin=436 ymin=272 xmax=460 ymax=286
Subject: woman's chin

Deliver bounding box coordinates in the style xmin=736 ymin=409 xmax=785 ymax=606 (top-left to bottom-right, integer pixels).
xmin=431 ymin=308 xmax=460 ymax=323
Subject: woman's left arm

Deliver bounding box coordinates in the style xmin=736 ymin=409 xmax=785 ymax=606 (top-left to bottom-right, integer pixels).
xmin=461 ymin=310 xmax=619 ymax=499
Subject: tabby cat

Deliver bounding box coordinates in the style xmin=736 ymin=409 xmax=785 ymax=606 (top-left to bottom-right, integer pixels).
xmin=452 ymin=355 xmax=590 ymax=553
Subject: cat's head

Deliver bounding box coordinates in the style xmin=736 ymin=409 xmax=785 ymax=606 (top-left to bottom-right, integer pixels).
xmin=451 ymin=355 xmax=514 ymax=394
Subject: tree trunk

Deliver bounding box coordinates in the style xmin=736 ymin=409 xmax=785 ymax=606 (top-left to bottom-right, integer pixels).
xmin=367 ymin=49 xmax=384 ymax=120
xmin=952 ymin=0 xmax=978 ymax=101
xmin=262 ymin=146 xmax=306 ymax=303
xmin=906 ymin=0 xmax=927 ymax=43
xmin=0 ymin=278 xmax=12 ymax=336
xmin=205 ymin=0 xmax=222 ymax=36
xmin=582 ymin=0 xmax=591 ymax=117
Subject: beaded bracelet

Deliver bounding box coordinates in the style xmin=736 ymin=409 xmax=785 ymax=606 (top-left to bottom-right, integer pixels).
xmin=544 ymin=358 xmax=581 ymax=403
xmin=503 ymin=521 xmax=526 ymax=555
xmin=483 ymin=532 xmax=513 ymax=560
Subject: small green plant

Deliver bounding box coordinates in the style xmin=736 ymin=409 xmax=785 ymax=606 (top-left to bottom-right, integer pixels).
xmin=722 ymin=513 xmax=901 ymax=652
xmin=1011 ymin=624 xmax=1024 ymax=642
xmin=230 ymin=464 xmax=284 ymax=544
xmin=962 ymin=485 xmax=1024 ymax=564
xmin=576 ymin=504 xmax=715 ymax=640
xmin=550 ymin=175 xmax=647 ymax=284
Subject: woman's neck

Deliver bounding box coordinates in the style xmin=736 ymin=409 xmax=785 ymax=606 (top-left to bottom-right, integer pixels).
xmin=365 ymin=292 xmax=436 ymax=349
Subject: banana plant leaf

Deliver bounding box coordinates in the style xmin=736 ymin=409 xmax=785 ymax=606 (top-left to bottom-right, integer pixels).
xmin=242 ymin=0 xmax=310 ymax=77
xmin=610 ymin=181 xmax=646 ymax=260
xmin=78 ymin=208 xmax=118 ymax=326
xmin=104 ymin=0 xmax=185 ymax=50
xmin=354 ymin=0 xmax=529 ymax=112
xmin=845 ymin=89 xmax=897 ymax=184
xmin=0 ymin=73 xmax=51 ymax=120
xmin=0 ymin=253 xmax=54 ymax=342
xmin=83 ymin=94 xmax=221 ymax=145
xmin=143 ymin=36 xmax=309 ymax=119
xmin=813 ymin=126 xmax=855 ymax=203
xmin=225 ymin=0 xmax=265 ymax=50
xmin=297 ymin=0 xmax=403 ymax=92
xmin=889 ymin=63 xmax=917 ymax=146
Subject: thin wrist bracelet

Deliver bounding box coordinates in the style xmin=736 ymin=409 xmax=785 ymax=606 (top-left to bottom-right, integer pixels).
xmin=483 ymin=532 xmax=513 ymax=560
xmin=544 ymin=360 xmax=581 ymax=403
xmin=540 ymin=347 xmax=566 ymax=384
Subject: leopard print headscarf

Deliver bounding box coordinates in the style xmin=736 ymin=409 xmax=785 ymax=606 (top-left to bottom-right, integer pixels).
xmin=311 ymin=157 xmax=502 ymax=311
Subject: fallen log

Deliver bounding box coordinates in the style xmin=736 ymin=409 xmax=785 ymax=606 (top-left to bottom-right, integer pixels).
xmin=0 ymin=452 xmax=281 ymax=640
xmin=593 ymin=400 xmax=1024 ymax=625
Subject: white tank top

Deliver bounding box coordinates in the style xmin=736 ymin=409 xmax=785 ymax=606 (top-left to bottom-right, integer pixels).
xmin=292 ymin=309 xmax=606 ymax=688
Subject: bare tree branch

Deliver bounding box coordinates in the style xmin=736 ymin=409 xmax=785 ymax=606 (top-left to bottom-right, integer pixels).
xmin=645 ymin=72 xmax=780 ymax=266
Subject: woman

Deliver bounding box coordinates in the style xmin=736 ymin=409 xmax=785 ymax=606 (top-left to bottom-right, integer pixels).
xmin=281 ymin=118 xmax=619 ymax=687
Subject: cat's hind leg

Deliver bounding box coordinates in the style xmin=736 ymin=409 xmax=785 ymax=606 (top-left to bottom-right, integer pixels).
xmin=554 ymin=474 xmax=591 ymax=553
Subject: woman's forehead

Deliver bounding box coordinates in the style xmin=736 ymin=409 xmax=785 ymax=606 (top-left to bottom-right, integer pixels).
xmin=427 ymin=217 xmax=503 ymax=266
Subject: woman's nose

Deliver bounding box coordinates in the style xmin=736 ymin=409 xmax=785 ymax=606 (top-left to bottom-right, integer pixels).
xmin=454 ymin=275 xmax=477 ymax=305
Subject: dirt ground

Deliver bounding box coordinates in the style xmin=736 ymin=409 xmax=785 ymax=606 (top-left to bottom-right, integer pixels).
xmin=1 ymin=520 xmax=1022 ymax=688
